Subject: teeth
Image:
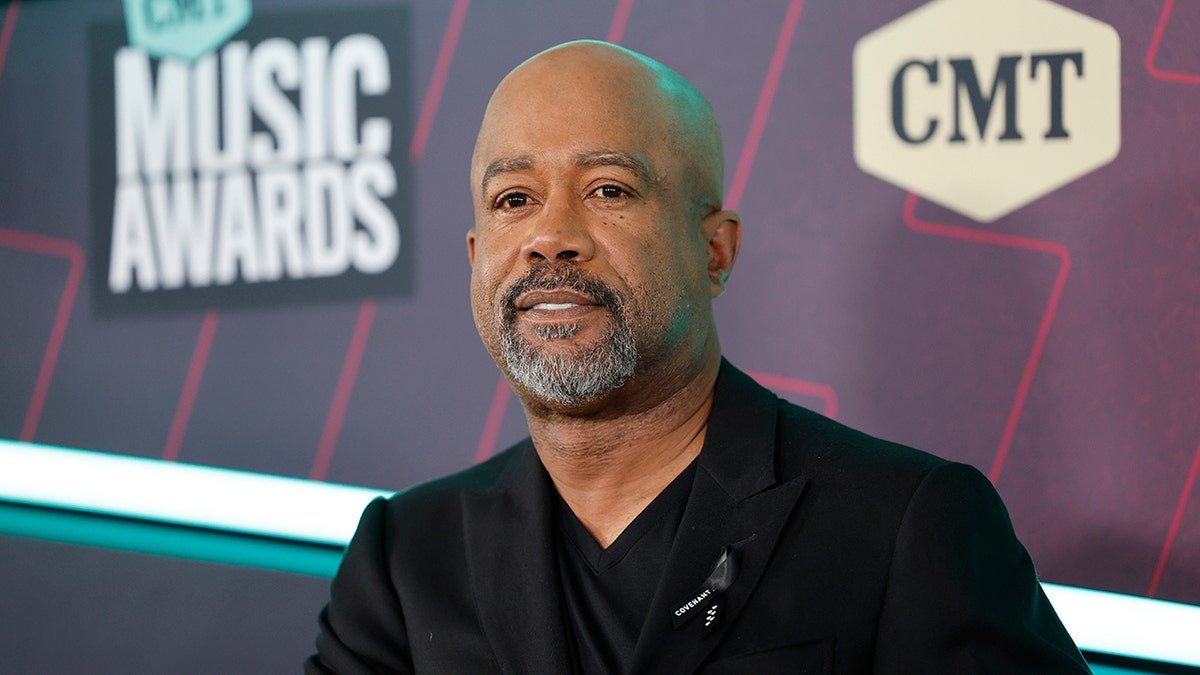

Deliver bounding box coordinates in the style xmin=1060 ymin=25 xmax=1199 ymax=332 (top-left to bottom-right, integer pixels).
xmin=533 ymin=302 xmax=579 ymax=310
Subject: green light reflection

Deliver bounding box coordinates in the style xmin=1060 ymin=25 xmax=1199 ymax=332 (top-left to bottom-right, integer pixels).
xmin=0 ymin=500 xmax=343 ymax=578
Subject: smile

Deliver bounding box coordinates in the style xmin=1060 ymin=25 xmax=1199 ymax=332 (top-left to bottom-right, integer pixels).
xmin=515 ymin=288 xmax=600 ymax=311
xmin=533 ymin=302 xmax=579 ymax=311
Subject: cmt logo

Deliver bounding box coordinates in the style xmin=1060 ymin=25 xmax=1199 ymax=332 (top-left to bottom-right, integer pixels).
xmin=891 ymin=52 xmax=1082 ymax=145
xmin=854 ymin=0 xmax=1120 ymax=222
xmin=123 ymin=0 xmax=252 ymax=61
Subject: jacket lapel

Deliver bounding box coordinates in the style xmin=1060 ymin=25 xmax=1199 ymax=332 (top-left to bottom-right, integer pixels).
xmin=628 ymin=362 xmax=809 ymax=675
xmin=462 ymin=441 xmax=573 ymax=675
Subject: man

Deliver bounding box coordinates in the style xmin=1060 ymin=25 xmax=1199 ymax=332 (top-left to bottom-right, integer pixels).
xmin=308 ymin=40 xmax=1090 ymax=673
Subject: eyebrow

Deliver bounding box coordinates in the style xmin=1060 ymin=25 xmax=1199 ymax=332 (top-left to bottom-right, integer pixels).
xmin=478 ymin=149 xmax=659 ymax=198
xmin=480 ymin=155 xmax=535 ymax=198
xmin=574 ymin=150 xmax=657 ymax=189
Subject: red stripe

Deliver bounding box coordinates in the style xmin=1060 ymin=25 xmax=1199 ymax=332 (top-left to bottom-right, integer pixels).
xmin=409 ymin=0 xmax=470 ymax=160
xmin=474 ymin=376 xmax=512 ymax=464
xmin=1141 ymin=0 xmax=1200 ymax=599
xmin=901 ymin=194 xmax=1070 ymax=483
xmin=0 ymin=228 xmax=84 ymax=442
xmin=0 ymin=228 xmax=81 ymax=262
xmin=606 ymin=0 xmax=635 ymax=44
xmin=310 ymin=299 xmax=378 ymax=481
xmin=1145 ymin=0 xmax=1200 ymax=85
xmin=162 ymin=309 xmax=219 ymax=461
xmin=312 ymin=0 xmax=471 ymax=478
xmin=726 ymin=0 xmax=805 ymax=211
xmin=1147 ymin=438 xmax=1200 ymax=597
xmin=0 ymin=1 xmax=19 ymax=84
xmin=747 ymin=370 xmax=838 ymax=418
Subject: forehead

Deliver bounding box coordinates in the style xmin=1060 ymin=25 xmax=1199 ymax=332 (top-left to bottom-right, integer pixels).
xmin=471 ymin=56 xmax=679 ymax=189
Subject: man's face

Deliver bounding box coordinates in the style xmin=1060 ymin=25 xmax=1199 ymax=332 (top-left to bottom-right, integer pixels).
xmin=467 ymin=53 xmax=716 ymax=409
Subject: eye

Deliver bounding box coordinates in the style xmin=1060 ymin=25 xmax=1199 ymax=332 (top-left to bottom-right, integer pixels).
xmin=494 ymin=191 xmax=532 ymax=210
xmin=592 ymin=184 xmax=628 ymax=200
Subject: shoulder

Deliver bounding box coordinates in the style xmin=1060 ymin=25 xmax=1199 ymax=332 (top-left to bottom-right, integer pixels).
xmin=372 ymin=440 xmax=531 ymax=535
xmin=772 ymin=400 xmax=970 ymax=535
xmin=774 ymin=399 xmax=947 ymax=482
xmin=770 ymin=395 xmax=1026 ymax=570
xmin=312 ymin=443 xmax=533 ymax=672
xmin=714 ymin=360 xmax=948 ymax=486
xmin=711 ymin=360 xmax=962 ymax=508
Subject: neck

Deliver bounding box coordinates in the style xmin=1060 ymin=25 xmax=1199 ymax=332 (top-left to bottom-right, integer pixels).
xmin=524 ymin=346 xmax=722 ymax=548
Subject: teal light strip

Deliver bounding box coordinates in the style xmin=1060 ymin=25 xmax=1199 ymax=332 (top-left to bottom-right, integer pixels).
xmin=1 ymin=438 xmax=1199 ymax=666
xmin=1043 ymin=584 xmax=1200 ymax=668
xmin=0 ymin=438 xmax=390 ymax=545
xmin=0 ymin=500 xmax=343 ymax=578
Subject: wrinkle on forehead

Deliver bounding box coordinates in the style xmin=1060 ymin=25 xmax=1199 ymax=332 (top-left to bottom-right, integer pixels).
xmin=472 ymin=40 xmax=724 ymax=211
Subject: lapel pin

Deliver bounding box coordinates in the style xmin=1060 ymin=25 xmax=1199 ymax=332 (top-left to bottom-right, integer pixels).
xmin=670 ymin=539 xmax=750 ymax=632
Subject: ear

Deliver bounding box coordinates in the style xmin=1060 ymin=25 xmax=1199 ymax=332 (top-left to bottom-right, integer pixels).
xmin=466 ymin=229 xmax=477 ymax=267
xmin=702 ymin=210 xmax=741 ymax=297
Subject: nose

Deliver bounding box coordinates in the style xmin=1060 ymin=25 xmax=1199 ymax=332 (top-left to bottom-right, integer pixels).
xmin=519 ymin=198 xmax=596 ymax=263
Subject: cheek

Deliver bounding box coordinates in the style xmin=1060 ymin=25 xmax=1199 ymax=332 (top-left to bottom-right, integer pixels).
xmin=468 ymin=239 xmax=527 ymax=335
xmin=623 ymin=252 xmax=690 ymax=330
xmin=641 ymin=244 xmax=711 ymax=329
xmin=468 ymin=264 xmax=503 ymax=332
xmin=469 ymin=237 xmax=515 ymax=298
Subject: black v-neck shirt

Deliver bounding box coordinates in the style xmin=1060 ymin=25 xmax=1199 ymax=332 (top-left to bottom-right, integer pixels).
xmin=555 ymin=460 xmax=698 ymax=675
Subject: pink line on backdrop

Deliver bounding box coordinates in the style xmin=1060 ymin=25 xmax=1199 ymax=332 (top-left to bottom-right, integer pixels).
xmin=1147 ymin=438 xmax=1200 ymax=597
xmin=310 ymin=299 xmax=378 ymax=481
xmin=0 ymin=228 xmax=84 ymax=442
xmin=409 ymin=0 xmax=470 ymax=160
xmin=606 ymin=0 xmax=635 ymax=44
xmin=0 ymin=0 xmax=19 ymax=84
xmin=1141 ymin=0 xmax=1200 ymax=598
xmin=473 ymin=377 xmax=513 ymax=464
xmin=748 ymin=370 xmax=838 ymax=418
xmin=902 ymin=193 xmax=1071 ymax=483
xmin=725 ymin=0 xmax=805 ymax=211
xmin=1145 ymin=0 xmax=1200 ymax=85
xmin=313 ymin=2 xmax=473 ymax=479
xmin=162 ymin=309 xmax=219 ymax=461
xmin=724 ymin=1 xmax=837 ymax=423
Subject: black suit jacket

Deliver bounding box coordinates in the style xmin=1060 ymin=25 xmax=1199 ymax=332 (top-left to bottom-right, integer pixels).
xmin=308 ymin=361 xmax=1090 ymax=673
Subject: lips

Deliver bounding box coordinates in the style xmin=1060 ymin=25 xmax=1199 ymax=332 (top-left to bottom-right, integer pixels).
xmin=514 ymin=289 xmax=605 ymax=326
xmin=499 ymin=262 xmax=625 ymax=329
xmin=515 ymin=289 xmax=599 ymax=311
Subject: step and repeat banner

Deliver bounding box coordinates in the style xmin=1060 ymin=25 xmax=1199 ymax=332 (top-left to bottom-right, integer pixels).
xmin=2 ymin=0 xmax=1199 ymax=669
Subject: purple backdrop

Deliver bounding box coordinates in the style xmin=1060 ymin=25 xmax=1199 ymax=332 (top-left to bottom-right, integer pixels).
xmin=2 ymin=0 xmax=1199 ymax=669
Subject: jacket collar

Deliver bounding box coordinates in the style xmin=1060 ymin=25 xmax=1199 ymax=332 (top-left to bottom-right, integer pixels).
xmin=698 ymin=359 xmax=784 ymax=499
xmin=628 ymin=360 xmax=809 ymax=674
xmin=461 ymin=440 xmax=573 ymax=675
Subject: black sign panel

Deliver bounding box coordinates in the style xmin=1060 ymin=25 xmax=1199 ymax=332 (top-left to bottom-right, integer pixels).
xmin=88 ymin=8 xmax=413 ymax=315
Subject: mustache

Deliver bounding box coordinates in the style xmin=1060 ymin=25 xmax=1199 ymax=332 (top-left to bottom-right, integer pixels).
xmin=501 ymin=263 xmax=624 ymax=325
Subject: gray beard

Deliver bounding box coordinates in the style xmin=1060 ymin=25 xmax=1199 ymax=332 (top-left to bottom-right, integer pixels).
xmin=499 ymin=314 xmax=638 ymax=405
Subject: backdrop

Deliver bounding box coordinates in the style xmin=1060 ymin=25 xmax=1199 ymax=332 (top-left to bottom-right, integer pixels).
xmin=2 ymin=0 xmax=1198 ymax=671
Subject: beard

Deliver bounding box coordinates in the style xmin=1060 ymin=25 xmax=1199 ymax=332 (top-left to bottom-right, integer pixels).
xmin=497 ymin=263 xmax=638 ymax=406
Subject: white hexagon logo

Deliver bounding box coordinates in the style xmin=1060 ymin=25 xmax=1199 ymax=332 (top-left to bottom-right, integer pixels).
xmin=853 ymin=0 xmax=1120 ymax=222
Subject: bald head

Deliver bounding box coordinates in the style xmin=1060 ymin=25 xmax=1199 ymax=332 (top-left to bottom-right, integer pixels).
xmin=472 ymin=40 xmax=725 ymax=215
